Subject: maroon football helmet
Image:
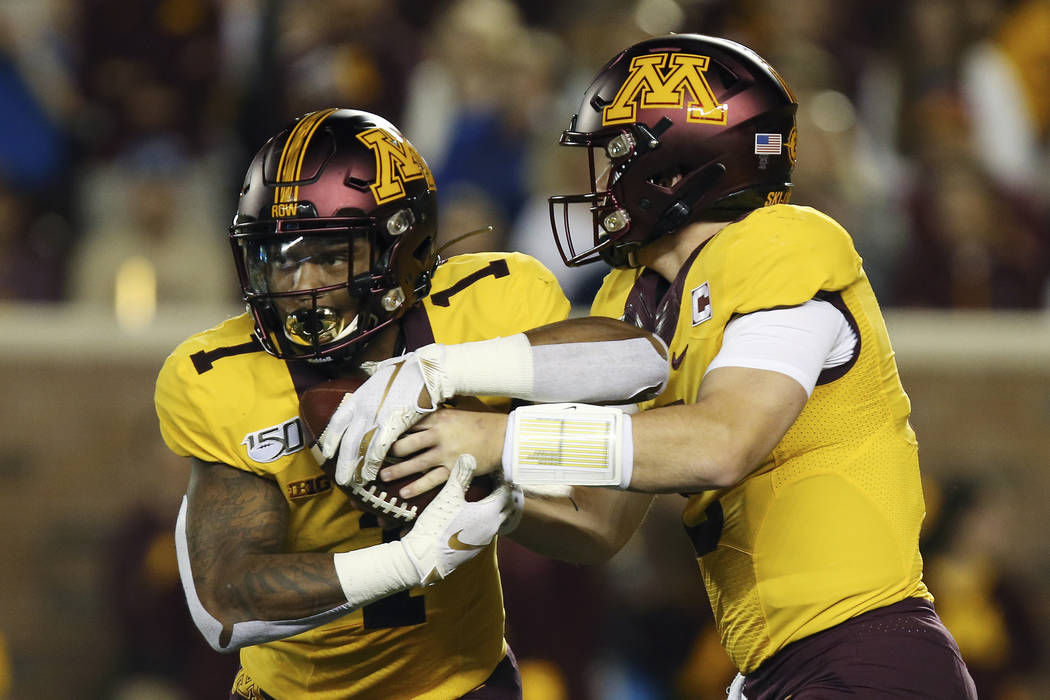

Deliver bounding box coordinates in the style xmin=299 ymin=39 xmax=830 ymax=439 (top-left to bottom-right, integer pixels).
xmin=230 ymin=108 xmax=438 ymax=361
xmin=550 ymin=34 xmax=798 ymax=268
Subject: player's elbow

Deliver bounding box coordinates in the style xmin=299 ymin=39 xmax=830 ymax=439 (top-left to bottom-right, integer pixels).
xmin=704 ymin=445 xmax=761 ymax=489
xmin=510 ymin=511 xmax=631 ymax=565
xmin=581 ymin=525 xmax=636 ymax=564
xmin=555 ymin=503 xmax=644 ymax=564
xmin=705 ymin=464 xmax=746 ymax=490
xmin=184 ymin=586 xmax=246 ymax=653
xmin=658 ymin=438 xmax=752 ymax=491
xmin=179 ymin=556 xmax=254 ymax=653
xmin=548 ymin=529 xmax=628 ymax=565
xmin=568 ymin=522 xmax=630 ymax=564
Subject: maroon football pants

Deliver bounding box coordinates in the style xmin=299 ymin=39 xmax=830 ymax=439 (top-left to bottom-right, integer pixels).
xmin=741 ymin=598 xmax=978 ymax=699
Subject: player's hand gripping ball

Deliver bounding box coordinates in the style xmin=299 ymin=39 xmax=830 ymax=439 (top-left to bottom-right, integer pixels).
xmin=299 ymin=377 xmax=494 ymax=528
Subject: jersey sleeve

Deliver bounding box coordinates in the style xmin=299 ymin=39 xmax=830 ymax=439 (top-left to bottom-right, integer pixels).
xmin=719 ymin=205 xmax=863 ymax=316
xmin=155 ymin=342 xmax=243 ymax=467
xmin=503 ymin=253 xmax=572 ymax=330
xmin=154 ymin=318 xmax=286 ymax=477
xmin=425 ymin=252 xmax=572 ymax=342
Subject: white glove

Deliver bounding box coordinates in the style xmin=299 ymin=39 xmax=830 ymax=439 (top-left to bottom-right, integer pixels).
xmin=400 ymin=454 xmax=516 ymax=585
xmin=320 ymin=346 xmax=454 ymax=486
xmin=726 ymin=673 xmax=748 ymax=700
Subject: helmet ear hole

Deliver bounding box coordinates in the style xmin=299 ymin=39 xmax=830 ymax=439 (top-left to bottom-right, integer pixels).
xmin=647 ymin=166 xmax=685 ymax=191
xmin=411 ymin=237 xmax=433 ymax=263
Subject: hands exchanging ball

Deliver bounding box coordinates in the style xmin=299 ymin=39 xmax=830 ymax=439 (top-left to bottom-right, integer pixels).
xmin=299 ymin=377 xmax=494 ymax=527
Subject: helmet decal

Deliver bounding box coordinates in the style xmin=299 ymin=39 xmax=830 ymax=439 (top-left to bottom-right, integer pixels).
xmin=785 ymin=127 xmax=798 ymax=166
xmin=603 ymin=53 xmax=727 ymax=127
xmin=274 ymin=108 xmax=339 ymax=208
xmin=754 ymin=133 xmax=783 ymax=155
xmin=356 ymin=127 xmax=437 ymax=205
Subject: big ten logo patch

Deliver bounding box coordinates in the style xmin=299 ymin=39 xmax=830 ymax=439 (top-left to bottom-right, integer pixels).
xmin=287 ymin=474 xmax=332 ymax=501
xmin=356 ymin=127 xmax=436 ymax=205
xmin=242 ymin=417 xmax=305 ymax=463
xmin=603 ymin=52 xmax=728 ymax=127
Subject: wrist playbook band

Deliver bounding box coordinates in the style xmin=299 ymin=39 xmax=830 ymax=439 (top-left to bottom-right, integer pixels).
xmin=502 ymin=403 xmax=633 ymax=489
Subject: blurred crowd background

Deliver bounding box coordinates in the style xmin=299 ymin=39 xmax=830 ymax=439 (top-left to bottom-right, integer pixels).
xmin=0 ymin=0 xmax=1048 ymax=698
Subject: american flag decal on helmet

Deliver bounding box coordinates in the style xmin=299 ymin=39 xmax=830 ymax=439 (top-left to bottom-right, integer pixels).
xmin=754 ymin=133 xmax=783 ymax=155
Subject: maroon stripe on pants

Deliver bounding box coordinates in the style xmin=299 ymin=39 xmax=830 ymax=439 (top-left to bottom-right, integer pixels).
xmin=743 ymin=598 xmax=978 ymax=699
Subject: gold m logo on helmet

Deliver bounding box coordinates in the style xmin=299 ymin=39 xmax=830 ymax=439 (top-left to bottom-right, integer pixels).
xmin=603 ymin=53 xmax=728 ymax=127
xmin=356 ymin=128 xmax=437 ymax=205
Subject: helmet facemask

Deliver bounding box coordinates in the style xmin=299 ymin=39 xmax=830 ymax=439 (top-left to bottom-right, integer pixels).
xmin=550 ymin=118 xmax=728 ymax=268
xmin=232 ymin=208 xmax=433 ymax=362
xmin=549 ymin=121 xmax=667 ymax=269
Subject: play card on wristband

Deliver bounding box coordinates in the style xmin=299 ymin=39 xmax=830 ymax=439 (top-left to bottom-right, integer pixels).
xmin=502 ymin=403 xmax=633 ymax=488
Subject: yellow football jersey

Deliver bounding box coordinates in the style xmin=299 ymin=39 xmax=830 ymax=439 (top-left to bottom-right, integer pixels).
xmin=156 ymin=252 xmax=570 ymax=699
xmin=591 ymin=205 xmax=931 ymax=673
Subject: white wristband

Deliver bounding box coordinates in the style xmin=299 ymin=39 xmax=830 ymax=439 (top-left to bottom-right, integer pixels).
xmin=442 ymin=334 xmax=533 ymax=397
xmin=502 ymin=403 xmax=634 ymax=489
xmin=333 ymin=541 xmax=422 ymax=608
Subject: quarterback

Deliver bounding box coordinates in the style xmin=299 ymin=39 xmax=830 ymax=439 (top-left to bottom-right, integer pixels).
xmin=323 ymin=37 xmax=979 ymax=699
xmin=154 ymin=109 xmax=661 ymax=699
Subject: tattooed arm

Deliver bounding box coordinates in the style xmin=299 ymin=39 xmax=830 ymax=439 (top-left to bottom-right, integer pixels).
xmin=177 ymin=458 xmax=357 ymax=651
xmin=183 ymin=459 xmax=347 ymax=623
xmin=177 ymin=456 xmax=511 ymax=652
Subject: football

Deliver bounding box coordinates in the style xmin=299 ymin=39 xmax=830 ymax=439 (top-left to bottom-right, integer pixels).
xmin=299 ymin=376 xmax=494 ymax=527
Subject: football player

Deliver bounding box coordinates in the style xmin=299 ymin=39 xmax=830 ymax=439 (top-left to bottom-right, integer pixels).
xmin=322 ymin=37 xmax=979 ymax=699
xmin=154 ymin=108 xmax=663 ymax=699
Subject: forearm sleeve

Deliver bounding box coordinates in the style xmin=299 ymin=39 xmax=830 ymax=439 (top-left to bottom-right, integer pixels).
xmin=440 ymin=333 xmax=668 ymax=404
